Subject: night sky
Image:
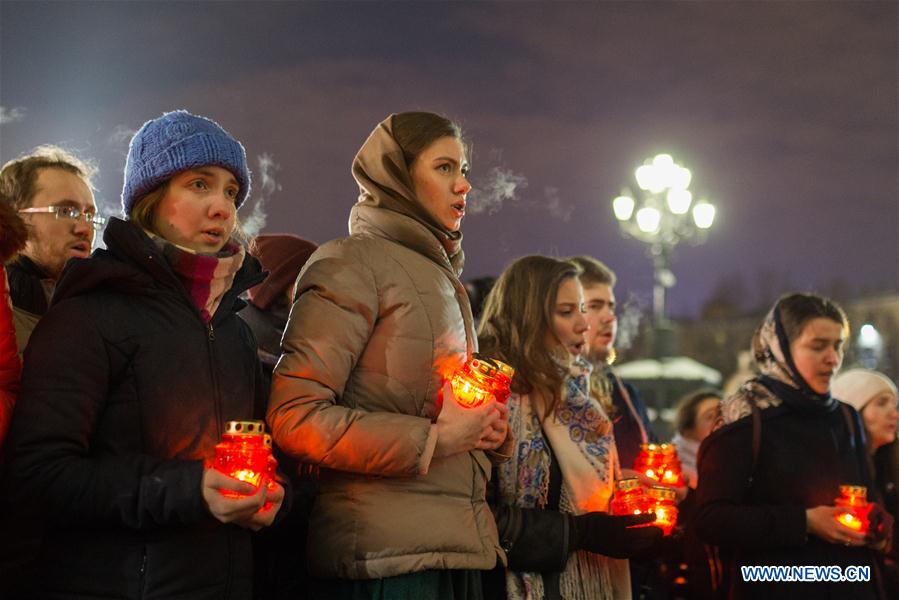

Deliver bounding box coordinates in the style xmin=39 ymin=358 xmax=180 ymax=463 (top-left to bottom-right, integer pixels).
xmin=2 ymin=1 xmax=896 ymax=319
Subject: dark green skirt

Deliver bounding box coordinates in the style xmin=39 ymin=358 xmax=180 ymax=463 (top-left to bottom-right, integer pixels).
xmin=310 ymin=569 xmax=484 ymax=600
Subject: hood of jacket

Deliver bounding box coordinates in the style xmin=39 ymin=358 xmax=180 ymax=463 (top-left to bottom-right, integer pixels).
xmin=349 ymin=114 xmax=465 ymax=277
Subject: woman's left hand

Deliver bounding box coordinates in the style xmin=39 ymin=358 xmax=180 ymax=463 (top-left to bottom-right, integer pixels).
xmin=806 ymin=505 xmax=868 ymax=546
xmin=478 ymin=402 xmax=509 ymax=450
xmin=865 ymin=503 xmax=894 ymax=551
xmin=236 ymin=478 xmax=286 ymax=532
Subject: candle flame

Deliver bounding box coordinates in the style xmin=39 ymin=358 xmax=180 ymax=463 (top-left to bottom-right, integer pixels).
xmin=655 ymin=507 xmax=676 ymax=535
xmin=836 ymin=512 xmax=863 ymax=531
xmin=233 ymin=469 xmax=260 ymax=485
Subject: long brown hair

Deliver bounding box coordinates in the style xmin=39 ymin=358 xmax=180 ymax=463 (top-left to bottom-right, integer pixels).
xmin=477 ymin=255 xmax=582 ymax=419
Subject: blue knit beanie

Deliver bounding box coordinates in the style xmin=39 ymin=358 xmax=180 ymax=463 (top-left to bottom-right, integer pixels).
xmin=121 ymin=110 xmax=251 ymax=215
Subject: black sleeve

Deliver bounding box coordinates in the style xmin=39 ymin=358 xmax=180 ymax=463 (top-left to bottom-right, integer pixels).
xmin=7 ymin=300 xmax=208 ymax=530
xmin=693 ymin=422 xmax=807 ymax=550
xmin=493 ymin=503 xmax=572 ymax=572
xmin=488 ymin=455 xmax=571 ymax=572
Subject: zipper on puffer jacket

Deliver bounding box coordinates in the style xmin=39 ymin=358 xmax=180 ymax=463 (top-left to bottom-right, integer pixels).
xmin=206 ymin=319 xmax=223 ymax=440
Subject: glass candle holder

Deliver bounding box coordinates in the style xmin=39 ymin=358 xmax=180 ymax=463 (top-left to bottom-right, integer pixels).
xmin=646 ymin=485 xmax=679 ymax=536
xmin=450 ymin=354 xmax=515 ymax=408
xmin=610 ymin=477 xmax=651 ymax=516
xmin=634 ymin=443 xmax=684 ymax=487
xmin=213 ymin=420 xmax=272 ymax=498
xmin=834 ymin=484 xmax=871 ymax=534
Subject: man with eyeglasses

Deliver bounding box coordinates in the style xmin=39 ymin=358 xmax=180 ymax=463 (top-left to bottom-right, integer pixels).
xmin=0 ymin=145 xmax=101 ymax=355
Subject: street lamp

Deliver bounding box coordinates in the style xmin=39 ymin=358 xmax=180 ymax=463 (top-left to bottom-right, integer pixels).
xmin=612 ymin=153 xmax=716 ymax=327
xmin=856 ymin=323 xmax=883 ymax=369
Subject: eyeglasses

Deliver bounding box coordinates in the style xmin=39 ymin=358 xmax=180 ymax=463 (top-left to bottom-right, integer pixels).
xmin=18 ymin=206 xmax=107 ymax=230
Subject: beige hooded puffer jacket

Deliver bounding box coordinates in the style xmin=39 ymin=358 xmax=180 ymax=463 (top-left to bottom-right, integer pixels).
xmin=268 ymin=115 xmax=503 ymax=579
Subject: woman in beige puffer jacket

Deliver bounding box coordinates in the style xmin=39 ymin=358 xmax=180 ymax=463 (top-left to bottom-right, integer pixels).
xmin=267 ymin=112 xmax=509 ymax=599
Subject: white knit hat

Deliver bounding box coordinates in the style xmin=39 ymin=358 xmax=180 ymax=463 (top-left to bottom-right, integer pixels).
xmin=831 ymin=369 xmax=898 ymax=412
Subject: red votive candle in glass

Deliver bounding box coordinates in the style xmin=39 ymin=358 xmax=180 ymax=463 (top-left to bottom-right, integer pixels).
xmin=450 ymin=354 xmax=515 ymax=408
xmin=659 ymin=444 xmax=684 ymax=486
xmin=634 ymin=443 xmax=684 ymax=487
xmin=646 ymin=485 xmax=679 ymax=536
xmin=833 ymin=484 xmax=871 ymax=534
xmin=633 ymin=443 xmax=660 ymax=477
xmin=610 ymin=477 xmax=651 ymax=516
xmin=213 ymin=420 xmax=272 ymax=498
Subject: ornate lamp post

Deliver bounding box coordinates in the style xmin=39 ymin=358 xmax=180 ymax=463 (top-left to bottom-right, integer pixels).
xmin=612 ymin=154 xmax=715 ymax=353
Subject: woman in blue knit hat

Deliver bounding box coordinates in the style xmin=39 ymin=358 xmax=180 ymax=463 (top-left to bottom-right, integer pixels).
xmin=4 ymin=110 xmax=284 ymax=599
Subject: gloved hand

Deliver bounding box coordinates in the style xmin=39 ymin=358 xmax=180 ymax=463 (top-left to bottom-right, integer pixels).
xmin=569 ymin=512 xmax=663 ymax=558
xmin=866 ymin=503 xmax=894 ymax=550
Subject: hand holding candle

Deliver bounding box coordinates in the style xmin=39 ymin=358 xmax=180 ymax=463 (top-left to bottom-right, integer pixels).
xmin=201 ymin=467 xmax=268 ymax=525
xmin=478 ymin=401 xmax=510 ymax=451
xmin=611 ymin=478 xmax=680 ymax=536
xmin=450 ymin=354 xmax=514 ymax=408
xmin=204 ymin=420 xmax=284 ymax=528
xmin=864 ymin=503 xmax=894 ymax=549
xmin=832 ymin=485 xmax=872 ymax=535
xmin=213 ymin=421 xmax=272 ymax=497
xmin=806 ymin=505 xmax=867 ymax=546
xmin=434 ymin=382 xmax=503 ymax=458
xmin=239 ymin=477 xmax=286 ymax=531
xmin=569 ymin=511 xmax=662 ymax=558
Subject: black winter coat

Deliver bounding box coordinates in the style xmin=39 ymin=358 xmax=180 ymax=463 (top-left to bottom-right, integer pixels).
xmin=5 ymin=218 xmax=267 ymax=600
xmin=694 ymin=402 xmax=882 ymax=599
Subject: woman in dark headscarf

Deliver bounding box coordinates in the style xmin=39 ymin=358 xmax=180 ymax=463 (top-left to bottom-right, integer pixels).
xmin=268 ymin=113 xmax=508 ymax=599
xmin=694 ymin=293 xmax=891 ymax=599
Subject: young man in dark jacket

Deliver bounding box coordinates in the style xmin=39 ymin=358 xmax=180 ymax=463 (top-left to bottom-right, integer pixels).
xmin=570 ymin=256 xmax=657 ymax=466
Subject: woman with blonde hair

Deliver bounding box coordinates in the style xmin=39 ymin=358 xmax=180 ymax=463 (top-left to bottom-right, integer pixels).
xmin=5 ymin=110 xmax=283 ymax=599
xmin=478 ymin=255 xmax=661 ymax=600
